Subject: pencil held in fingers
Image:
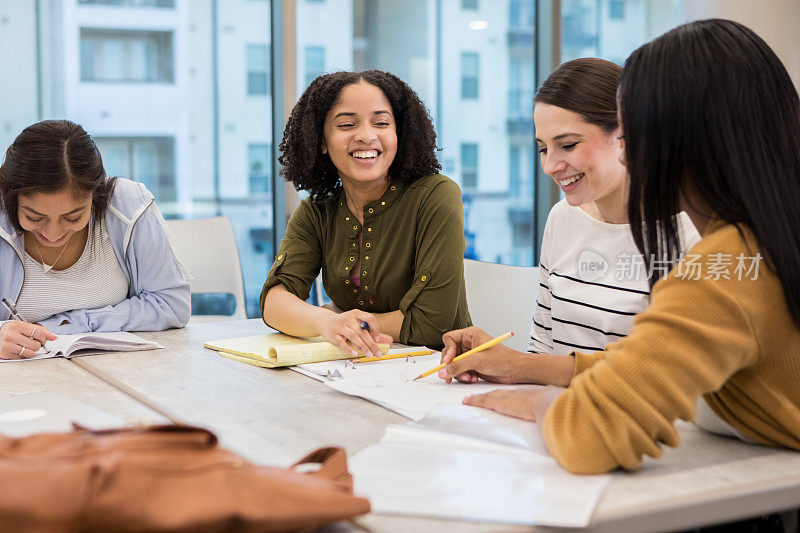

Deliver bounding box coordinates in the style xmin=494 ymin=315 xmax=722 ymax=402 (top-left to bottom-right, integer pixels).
xmin=412 ymin=331 xmax=513 ymax=381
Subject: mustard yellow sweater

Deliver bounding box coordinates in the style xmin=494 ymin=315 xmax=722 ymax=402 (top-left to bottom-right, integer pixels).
xmin=542 ymin=221 xmax=800 ymax=474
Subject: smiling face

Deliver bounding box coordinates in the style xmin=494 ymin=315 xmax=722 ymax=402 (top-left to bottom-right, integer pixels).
xmin=322 ymin=81 xmax=398 ymax=189
xmin=534 ymin=103 xmax=626 ymax=209
xmin=17 ymin=188 xmax=92 ymax=247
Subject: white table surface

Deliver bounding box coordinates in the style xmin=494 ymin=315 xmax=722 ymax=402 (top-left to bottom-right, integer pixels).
xmin=28 ymin=320 xmax=800 ymax=532
xmin=0 ymin=357 xmax=168 ymax=425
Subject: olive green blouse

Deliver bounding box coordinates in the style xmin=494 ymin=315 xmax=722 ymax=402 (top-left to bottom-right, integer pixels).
xmin=260 ymin=174 xmax=471 ymax=348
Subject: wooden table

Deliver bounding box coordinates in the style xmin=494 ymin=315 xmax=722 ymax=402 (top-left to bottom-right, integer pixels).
xmin=9 ymin=320 xmax=800 ymax=532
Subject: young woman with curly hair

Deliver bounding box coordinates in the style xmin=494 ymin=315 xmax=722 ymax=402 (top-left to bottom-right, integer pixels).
xmin=260 ymin=70 xmax=471 ymax=354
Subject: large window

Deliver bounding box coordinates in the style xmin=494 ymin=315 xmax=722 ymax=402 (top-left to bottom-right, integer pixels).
xmin=80 ymin=29 xmax=174 ymax=83
xmin=0 ymin=0 xmax=691 ymax=321
xmin=0 ymin=1 xmax=273 ymax=318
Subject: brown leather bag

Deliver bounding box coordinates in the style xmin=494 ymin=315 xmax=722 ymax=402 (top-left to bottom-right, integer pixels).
xmin=0 ymin=424 xmax=370 ymax=532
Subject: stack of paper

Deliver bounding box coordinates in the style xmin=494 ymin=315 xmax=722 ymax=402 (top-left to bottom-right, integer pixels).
xmin=350 ymin=404 xmax=612 ymax=527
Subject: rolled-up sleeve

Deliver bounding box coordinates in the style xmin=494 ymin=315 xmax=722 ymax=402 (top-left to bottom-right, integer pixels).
xmin=260 ymin=200 xmax=322 ymax=312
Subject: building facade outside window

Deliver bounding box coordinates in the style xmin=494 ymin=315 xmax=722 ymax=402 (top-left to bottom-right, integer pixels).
xmin=246 ymin=44 xmax=270 ymax=95
xmin=460 ymin=143 xmax=479 ymax=190
xmin=460 ymin=52 xmax=479 ymax=99
xmin=80 ymin=29 xmax=174 ymax=83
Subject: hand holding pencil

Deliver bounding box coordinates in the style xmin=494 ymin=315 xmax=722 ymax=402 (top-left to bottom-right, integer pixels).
xmin=434 ymin=327 xmax=524 ymax=384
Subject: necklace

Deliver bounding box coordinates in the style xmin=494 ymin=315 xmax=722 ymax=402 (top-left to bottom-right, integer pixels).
xmin=30 ymin=232 xmax=74 ymax=274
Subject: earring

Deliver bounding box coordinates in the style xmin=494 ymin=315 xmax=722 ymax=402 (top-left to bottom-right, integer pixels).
xmin=321 ymin=146 xmax=327 ymax=154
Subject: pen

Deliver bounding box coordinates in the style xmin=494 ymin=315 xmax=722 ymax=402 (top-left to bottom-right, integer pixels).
xmin=411 ymin=331 xmax=514 ymax=381
xmin=1 ymin=297 xmax=26 ymax=322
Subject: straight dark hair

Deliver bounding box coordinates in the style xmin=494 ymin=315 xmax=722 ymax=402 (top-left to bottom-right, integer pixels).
xmin=621 ymin=19 xmax=800 ymax=325
xmin=0 ymin=120 xmax=115 ymax=232
xmin=534 ymin=57 xmax=621 ymax=134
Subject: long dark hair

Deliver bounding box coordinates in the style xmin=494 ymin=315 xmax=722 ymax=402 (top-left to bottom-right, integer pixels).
xmin=0 ymin=120 xmax=116 ymax=232
xmin=621 ymin=19 xmax=800 ymax=325
xmin=535 ymin=57 xmax=621 ymax=134
xmin=278 ymin=70 xmax=441 ymax=200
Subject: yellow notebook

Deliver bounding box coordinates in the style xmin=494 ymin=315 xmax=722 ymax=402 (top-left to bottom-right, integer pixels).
xmin=203 ymin=332 xmax=390 ymax=368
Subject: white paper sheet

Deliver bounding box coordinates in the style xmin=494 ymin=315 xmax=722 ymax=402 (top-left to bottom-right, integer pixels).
xmin=292 ymin=348 xmax=439 ymax=382
xmin=351 ymin=431 xmax=611 ymax=527
xmin=325 ymin=363 xmax=541 ymax=420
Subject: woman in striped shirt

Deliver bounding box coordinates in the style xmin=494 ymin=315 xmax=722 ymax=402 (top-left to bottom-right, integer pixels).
xmin=528 ymin=58 xmax=698 ymax=355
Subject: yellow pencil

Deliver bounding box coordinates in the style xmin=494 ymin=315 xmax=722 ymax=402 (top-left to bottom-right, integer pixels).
xmin=411 ymin=331 xmax=513 ymax=381
xmin=351 ymin=350 xmax=434 ymax=363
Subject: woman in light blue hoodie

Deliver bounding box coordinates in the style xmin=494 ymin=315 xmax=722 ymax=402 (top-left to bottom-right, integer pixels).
xmin=0 ymin=120 xmax=190 ymax=359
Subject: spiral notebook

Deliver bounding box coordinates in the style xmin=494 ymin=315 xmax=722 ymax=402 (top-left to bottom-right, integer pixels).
xmin=0 ymin=331 xmax=162 ymax=362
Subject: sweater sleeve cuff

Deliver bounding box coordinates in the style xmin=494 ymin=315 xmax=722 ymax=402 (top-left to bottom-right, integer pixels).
xmin=572 ymin=350 xmax=603 ymax=378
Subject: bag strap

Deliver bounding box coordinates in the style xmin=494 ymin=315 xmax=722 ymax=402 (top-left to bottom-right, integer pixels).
xmin=292 ymin=447 xmax=352 ymax=486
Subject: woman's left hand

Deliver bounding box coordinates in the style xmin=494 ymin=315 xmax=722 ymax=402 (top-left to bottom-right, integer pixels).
xmin=462 ymin=386 xmax=566 ymax=422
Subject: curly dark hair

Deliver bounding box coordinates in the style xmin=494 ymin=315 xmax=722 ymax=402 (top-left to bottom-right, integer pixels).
xmin=278 ymin=70 xmax=441 ymax=200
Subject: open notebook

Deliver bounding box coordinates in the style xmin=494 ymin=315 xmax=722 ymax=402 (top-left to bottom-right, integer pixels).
xmin=0 ymin=331 xmax=162 ymax=362
xmin=204 ymin=332 xmax=391 ymax=368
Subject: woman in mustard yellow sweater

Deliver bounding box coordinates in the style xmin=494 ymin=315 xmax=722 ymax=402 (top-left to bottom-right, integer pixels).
xmin=438 ymin=19 xmax=800 ymax=474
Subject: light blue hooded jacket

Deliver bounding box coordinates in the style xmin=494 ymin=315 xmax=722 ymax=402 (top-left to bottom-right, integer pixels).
xmin=0 ymin=178 xmax=191 ymax=334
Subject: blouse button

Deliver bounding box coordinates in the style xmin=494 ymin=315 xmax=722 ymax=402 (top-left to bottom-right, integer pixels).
xmin=349 ymin=257 xmax=355 ymax=262
xmin=368 ymin=208 xmax=374 ymax=214
xmin=276 ymin=254 xmax=283 ymax=260
xmin=346 ymin=216 xmax=350 ymax=221
xmin=353 ymin=225 xmax=357 ymax=230
xmin=367 ymin=227 xmax=372 ymax=232
xmin=420 ymin=275 xmax=427 ymax=282
xmin=353 ymin=289 xmax=358 ymax=294
xmin=390 ymin=186 xmax=396 ymax=191
xmin=345 ymin=279 xmax=350 ymax=284
xmin=365 ymin=243 xmax=371 ymax=248
xmin=381 ymin=201 xmax=386 ymax=206
xmin=365 ymin=256 xmax=369 ymax=261
xmin=363 ymin=285 xmax=368 ymax=290
xmin=344 ymin=266 xmax=349 ymax=271
xmin=362 ymin=270 xmax=367 ymax=276
xmin=359 ymin=300 xmax=364 ymax=306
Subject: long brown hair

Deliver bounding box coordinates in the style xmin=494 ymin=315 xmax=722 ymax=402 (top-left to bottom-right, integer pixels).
xmin=534 ymin=58 xmax=621 ymax=134
xmin=0 ymin=120 xmax=116 ymax=232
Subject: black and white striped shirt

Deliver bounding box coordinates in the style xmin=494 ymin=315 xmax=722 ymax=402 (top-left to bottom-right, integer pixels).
xmin=529 ymin=200 xmax=700 ymax=354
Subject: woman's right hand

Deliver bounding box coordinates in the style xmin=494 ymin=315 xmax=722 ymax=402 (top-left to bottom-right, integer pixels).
xmin=438 ymin=326 xmax=530 ymax=384
xmin=317 ymin=310 xmax=392 ymax=358
xmin=0 ymin=321 xmax=57 ymax=360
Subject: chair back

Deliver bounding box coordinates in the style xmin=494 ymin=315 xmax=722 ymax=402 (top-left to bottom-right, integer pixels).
xmin=166 ymin=216 xmax=247 ymax=321
xmin=463 ymin=259 xmax=539 ymax=352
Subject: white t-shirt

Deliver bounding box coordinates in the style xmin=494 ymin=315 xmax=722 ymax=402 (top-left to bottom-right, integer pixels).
xmin=16 ymin=219 xmax=130 ymax=323
xmin=528 ymin=199 xmax=701 ymax=354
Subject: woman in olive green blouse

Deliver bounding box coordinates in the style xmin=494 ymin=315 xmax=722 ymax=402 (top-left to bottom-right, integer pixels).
xmin=261 ymin=70 xmax=471 ymax=355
